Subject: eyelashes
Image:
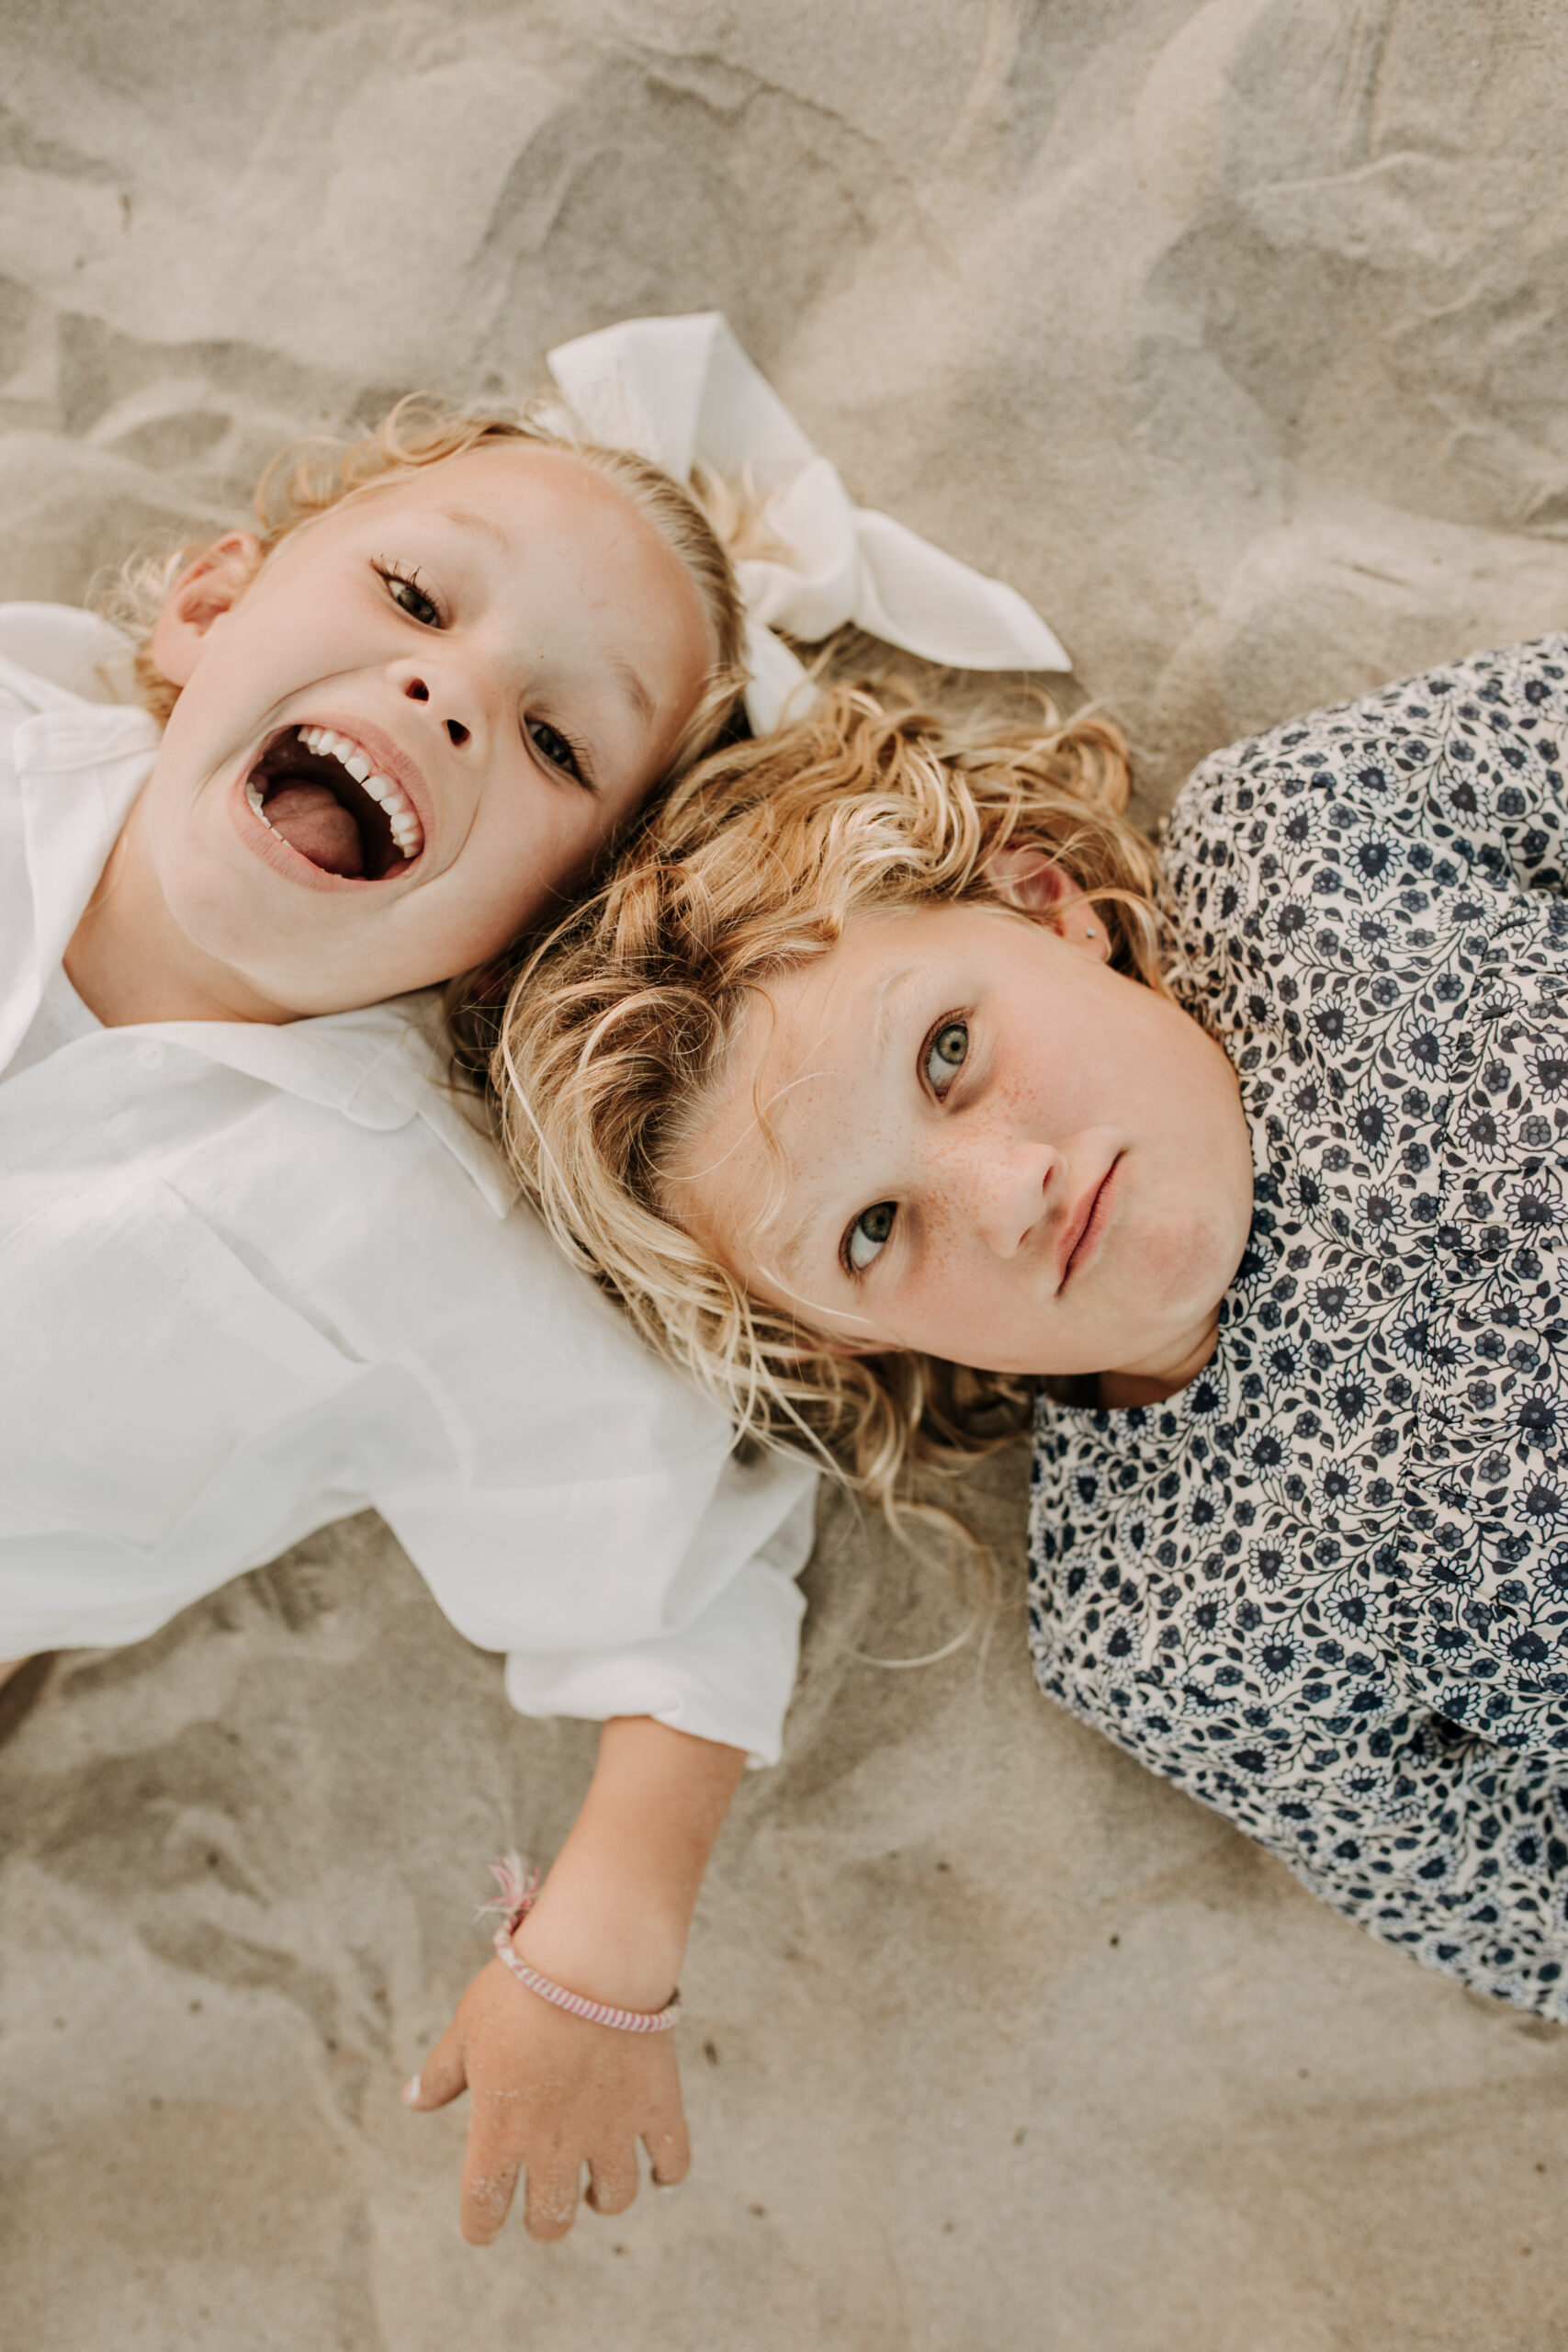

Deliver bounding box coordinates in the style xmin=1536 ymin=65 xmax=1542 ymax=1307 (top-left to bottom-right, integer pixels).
xmin=373 ymin=560 xmax=441 ymax=628
xmin=526 ymin=716 xmax=592 ymax=786
xmin=924 ymin=1017 xmax=968 ymax=1097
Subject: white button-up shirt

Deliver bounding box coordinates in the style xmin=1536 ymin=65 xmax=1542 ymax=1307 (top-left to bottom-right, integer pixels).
xmin=0 ymin=605 xmax=815 ymax=1760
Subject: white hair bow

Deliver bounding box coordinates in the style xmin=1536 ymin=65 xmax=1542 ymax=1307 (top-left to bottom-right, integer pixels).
xmin=546 ymin=311 xmax=1070 ymax=735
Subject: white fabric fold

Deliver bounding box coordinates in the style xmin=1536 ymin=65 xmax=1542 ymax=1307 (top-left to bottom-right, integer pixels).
xmin=547 ymin=311 xmax=1070 ymax=732
xmin=0 ymin=626 xmax=820 ymax=1760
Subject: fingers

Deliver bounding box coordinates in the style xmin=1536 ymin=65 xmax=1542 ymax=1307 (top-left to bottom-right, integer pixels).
xmin=403 ymin=1978 xmax=691 ymax=2245
xmin=403 ymin=2016 xmax=468 ymax=2112
xmin=460 ymin=2139 xmax=524 ymax=2247
xmin=643 ymin=2103 xmax=692 ymax=2189
xmin=584 ymin=2142 xmax=639 ymax=2217
xmin=523 ymin=2160 xmax=582 ymax=2243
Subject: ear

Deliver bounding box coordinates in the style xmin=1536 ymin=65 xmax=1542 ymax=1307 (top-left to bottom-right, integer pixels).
xmin=148 ymin=532 xmax=265 ymax=686
xmin=985 ymin=842 xmax=1111 ymax=961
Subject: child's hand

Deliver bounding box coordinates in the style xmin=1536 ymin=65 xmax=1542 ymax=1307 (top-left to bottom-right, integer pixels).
xmin=402 ymin=1713 xmax=748 ymax=2245
xmin=404 ymin=1953 xmax=689 ymax=2243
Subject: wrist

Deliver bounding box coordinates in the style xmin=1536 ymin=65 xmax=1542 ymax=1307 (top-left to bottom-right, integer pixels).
xmin=512 ymin=1875 xmax=686 ymax=2014
xmin=491 ymin=1718 xmax=741 ymax=2016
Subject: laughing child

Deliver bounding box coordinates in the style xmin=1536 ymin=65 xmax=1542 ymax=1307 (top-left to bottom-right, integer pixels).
xmin=498 ymin=645 xmax=1568 ymax=2018
xmin=0 ymin=394 xmax=821 ymax=2245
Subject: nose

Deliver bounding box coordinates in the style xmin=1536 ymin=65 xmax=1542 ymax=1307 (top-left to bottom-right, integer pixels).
xmin=395 ymin=662 xmax=475 ymax=750
xmin=952 ymin=1133 xmax=1058 ymax=1260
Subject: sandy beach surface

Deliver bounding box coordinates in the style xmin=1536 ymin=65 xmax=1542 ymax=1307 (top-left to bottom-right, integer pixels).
xmin=5 ymin=3 xmax=1568 ymax=2345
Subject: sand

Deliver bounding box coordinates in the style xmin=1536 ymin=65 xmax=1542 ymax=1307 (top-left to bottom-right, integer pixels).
xmin=4 ymin=2 xmax=1568 ymax=2345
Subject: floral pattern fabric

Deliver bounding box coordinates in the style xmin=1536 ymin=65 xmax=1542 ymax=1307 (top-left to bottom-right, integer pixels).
xmin=1028 ymin=636 xmax=1568 ymax=2015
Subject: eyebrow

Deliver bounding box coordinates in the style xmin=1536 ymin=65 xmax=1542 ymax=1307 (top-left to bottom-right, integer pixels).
xmin=870 ymin=963 xmax=923 ymax=1053
xmin=437 ymin=503 xmax=512 ymax=551
xmin=608 ymin=652 xmax=655 ymax=727
xmin=765 ymin=963 xmax=927 ymax=1290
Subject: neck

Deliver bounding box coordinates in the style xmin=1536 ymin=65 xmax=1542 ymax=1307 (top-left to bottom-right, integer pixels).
xmin=1096 ymin=1313 xmax=1223 ymax=1411
xmin=64 ymin=792 xmax=291 ymax=1028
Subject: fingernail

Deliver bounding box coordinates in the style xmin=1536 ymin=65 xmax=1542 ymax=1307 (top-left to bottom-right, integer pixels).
xmin=655 ymin=2181 xmax=680 ymax=2196
xmin=401 ymin=2074 xmax=422 ymax=2105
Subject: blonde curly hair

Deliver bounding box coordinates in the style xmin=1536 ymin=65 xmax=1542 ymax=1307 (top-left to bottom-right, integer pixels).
xmin=492 ymin=686 xmax=1168 ymax=1521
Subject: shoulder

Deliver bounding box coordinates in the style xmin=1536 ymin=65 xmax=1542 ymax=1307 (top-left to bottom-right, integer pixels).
xmin=1158 ymin=639 xmax=1568 ymax=1022
xmin=0 ymin=606 xmax=155 ymax=817
xmin=0 ymin=605 xmax=138 ymax=707
xmin=1167 ymin=635 xmax=1568 ymax=868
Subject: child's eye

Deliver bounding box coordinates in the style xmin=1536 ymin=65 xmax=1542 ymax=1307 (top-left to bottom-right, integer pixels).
xmin=924 ymin=1019 xmax=969 ymax=1097
xmin=376 ymin=563 xmax=440 ymax=628
xmin=527 ymin=717 xmax=590 ymax=786
xmin=845 ymin=1200 xmax=897 ymax=1274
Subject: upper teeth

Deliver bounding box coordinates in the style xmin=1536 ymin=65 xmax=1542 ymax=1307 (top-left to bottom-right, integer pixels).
xmin=246 ymin=726 xmax=424 ymax=859
xmin=300 ymin=728 xmax=423 ymax=855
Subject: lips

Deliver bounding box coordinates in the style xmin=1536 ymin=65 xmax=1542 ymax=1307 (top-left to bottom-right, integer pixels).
xmin=1057 ymin=1157 xmax=1120 ymax=1290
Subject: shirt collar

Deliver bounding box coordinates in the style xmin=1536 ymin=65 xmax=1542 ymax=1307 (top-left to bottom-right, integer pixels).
xmin=5 ymin=689 xmax=518 ymax=1218
xmin=157 ymin=995 xmax=519 ymax=1216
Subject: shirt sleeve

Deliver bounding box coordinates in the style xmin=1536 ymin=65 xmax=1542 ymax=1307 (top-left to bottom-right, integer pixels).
xmin=1241 ymin=1703 xmax=1568 ymax=2016
xmin=1074 ymin=1668 xmax=1568 ymax=2018
xmin=335 ymin=1149 xmax=821 ymax=1766
xmin=382 ymin=1431 xmax=818 ymax=1766
xmin=501 ymin=1466 xmax=817 ymax=1763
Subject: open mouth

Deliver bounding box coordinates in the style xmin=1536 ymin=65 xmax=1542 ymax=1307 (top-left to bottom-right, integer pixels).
xmin=243 ymin=725 xmax=424 ymax=880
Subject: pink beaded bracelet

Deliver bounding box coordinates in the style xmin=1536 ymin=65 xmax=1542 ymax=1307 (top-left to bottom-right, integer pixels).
xmin=480 ymin=1853 xmax=682 ymax=2036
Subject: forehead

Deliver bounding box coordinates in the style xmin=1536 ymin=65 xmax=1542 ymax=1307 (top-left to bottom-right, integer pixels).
xmin=675 ymin=897 xmax=1044 ymax=1182
xmin=319 ymin=442 xmax=675 ymax=561
xmin=736 ymin=902 xmax=1016 ymax=1065
xmin=671 ymin=911 xmax=931 ymax=1228
xmin=726 ymin=914 xmax=919 ymax=1092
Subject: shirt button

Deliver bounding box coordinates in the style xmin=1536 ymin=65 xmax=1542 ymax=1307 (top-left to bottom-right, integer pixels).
xmin=135 ymin=1040 xmax=164 ymax=1071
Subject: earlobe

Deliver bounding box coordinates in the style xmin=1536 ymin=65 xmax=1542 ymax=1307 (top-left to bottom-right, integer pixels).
xmin=148 ymin=532 xmax=265 ymax=686
xmin=1058 ymin=901 xmax=1112 ymax=962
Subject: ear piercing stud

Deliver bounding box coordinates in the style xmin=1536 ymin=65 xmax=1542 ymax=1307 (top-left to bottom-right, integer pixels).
xmin=1084 ymin=922 xmax=1098 ymax=938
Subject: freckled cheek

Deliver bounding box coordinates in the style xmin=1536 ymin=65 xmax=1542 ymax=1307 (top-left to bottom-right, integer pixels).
xmin=894 ymin=1259 xmax=1038 ymax=1370
xmin=894 ymin=1201 xmax=998 ymax=1346
xmin=902 ymin=1158 xmax=981 ymax=1278
xmin=989 ymin=1018 xmax=1098 ymax=1129
xmin=990 ymin=1058 xmax=1052 ymax=1119
xmin=1123 ymin=1199 xmax=1224 ymax=1306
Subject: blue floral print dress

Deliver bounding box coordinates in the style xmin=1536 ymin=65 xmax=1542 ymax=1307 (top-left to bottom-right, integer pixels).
xmin=1028 ymin=637 xmax=1568 ymax=2017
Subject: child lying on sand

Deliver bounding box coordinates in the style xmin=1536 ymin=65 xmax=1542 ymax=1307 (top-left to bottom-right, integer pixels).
xmin=1 ymin=314 xmax=1065 ymax=2242
xmin=0 ymin=382 xmax=827 ymax=2245
xmin=499 ymin=643 xmax=1568 ymax=2017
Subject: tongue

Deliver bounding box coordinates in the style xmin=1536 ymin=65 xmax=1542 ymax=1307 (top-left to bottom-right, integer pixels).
xmin=263 ymin=782 xmax=365 ymax=878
